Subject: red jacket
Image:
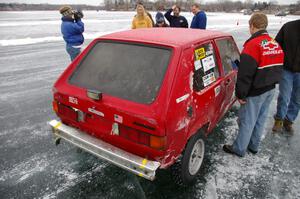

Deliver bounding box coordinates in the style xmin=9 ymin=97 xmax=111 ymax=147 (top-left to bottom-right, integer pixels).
xmin=236 ymin=30 xmax=284 ymax=100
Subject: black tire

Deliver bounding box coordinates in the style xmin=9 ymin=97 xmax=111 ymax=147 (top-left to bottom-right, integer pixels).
xmin=171 ymin=130 xmax=205 ymax=186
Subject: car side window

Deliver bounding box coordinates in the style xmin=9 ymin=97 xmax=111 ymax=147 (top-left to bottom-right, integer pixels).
xmin=193 ymin=42 xmax=220 ymax=92
xmin=216 ymin=38 xmax=240 ymax=75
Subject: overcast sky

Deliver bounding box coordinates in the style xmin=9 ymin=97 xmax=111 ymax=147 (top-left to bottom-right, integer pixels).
xmin=0 ymin=0 xmax=298 ymax=5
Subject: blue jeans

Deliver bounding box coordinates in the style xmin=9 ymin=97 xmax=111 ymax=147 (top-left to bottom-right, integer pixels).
xmin=275 ymin=69 xmax=300 ymax=122
xmin=66 ymin=45 xmax=81 ymax=61
xmin=233 ymin=89 xmax=275 ymax=156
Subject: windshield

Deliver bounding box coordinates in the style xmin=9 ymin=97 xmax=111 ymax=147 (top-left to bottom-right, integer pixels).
xmin=69 ymin=41 xmax=172 ymax=104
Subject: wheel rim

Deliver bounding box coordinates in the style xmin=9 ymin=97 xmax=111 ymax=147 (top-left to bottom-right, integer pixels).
xmin=188 ymin=139 xmax=205 ymax=176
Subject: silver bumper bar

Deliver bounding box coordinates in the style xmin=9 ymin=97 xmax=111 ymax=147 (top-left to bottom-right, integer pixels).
xmin=48 ymin=120 xmax=160 ymax=181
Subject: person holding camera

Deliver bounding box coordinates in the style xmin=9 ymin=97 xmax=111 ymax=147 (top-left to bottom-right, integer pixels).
xmin=59 ymin=6 xmax=84 ymax=61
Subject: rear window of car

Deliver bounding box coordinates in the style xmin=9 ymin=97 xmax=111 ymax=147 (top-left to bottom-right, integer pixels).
xmin=69 ymin=41 xmax=172 ymax=104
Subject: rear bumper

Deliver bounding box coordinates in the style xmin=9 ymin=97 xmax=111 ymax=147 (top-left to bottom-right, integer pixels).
xmin=48 ymin=119 xmax=160 ymax=181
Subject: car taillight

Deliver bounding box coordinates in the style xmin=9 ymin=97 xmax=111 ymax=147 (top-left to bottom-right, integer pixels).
xmin=52 ymin=100 xmax=59 ymax=113
xmin=150 ymin=135 xmax=166 ymax=150
xmin=119 ymin=125 xmax=166 ymax=150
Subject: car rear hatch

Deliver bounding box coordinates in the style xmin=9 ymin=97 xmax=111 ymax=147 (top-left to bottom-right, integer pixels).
xmin=52 ymin=40 xmax=176 ymax=160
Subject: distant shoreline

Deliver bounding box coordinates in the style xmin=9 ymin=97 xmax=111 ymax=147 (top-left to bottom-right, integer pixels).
xmin=1 ymin=10 xmax=299 ymax=16
xmin=0 ymin=3 xmax=102 ymax=12
xmin=1 ymin=3 xmax=299 ymax=15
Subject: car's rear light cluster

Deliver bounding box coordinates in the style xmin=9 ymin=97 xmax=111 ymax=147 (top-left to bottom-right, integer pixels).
xmin=52 ymin=100 xmax=78 ymax=121
xmin=150 ymin=136 xmax=166 ymax=150
xmin=119 ymin=125 xmax=166 ymax=150
xmin=119 ymin=125 xmax=149 ymax=145
xmin=52 ymin=100 xmax=166 ymax=150
xmin=52 ymin=100 xmax=59 ymax=114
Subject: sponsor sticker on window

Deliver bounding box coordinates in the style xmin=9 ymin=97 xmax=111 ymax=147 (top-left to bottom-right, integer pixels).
xmin=194 ymin=60 xmax=202 ymax=70
xmin=195 ymin=48 xmax=206 ymax=60
xmin=202 ymin=55 xmax=216 ymax=72
xmin=202 ymin=72 xmax=216 ymax=87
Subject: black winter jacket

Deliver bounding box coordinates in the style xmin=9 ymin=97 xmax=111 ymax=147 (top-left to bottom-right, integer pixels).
xmin=164 ymin=9 xmax=188 ymax=28
xmin=275 ymin=19 xmax=300 ymax=73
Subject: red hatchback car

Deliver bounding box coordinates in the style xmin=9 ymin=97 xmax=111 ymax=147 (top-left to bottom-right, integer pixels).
xmin=49 ymin=28 xmax=240 ymax=185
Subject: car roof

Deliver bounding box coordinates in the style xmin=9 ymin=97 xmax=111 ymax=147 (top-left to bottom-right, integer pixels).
xmin=100 ymin=28 xmax=231 ymax=48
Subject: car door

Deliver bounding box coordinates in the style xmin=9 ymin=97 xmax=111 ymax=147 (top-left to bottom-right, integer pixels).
xmin=215 ymin=37 xmax=240 ymax=115
xmin=191 ymin=41 xmax=224 ymax=133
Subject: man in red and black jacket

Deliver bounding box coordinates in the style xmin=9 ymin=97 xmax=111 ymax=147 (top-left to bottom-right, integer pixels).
xmin=223 ymin=13 xmax=284 ymax=157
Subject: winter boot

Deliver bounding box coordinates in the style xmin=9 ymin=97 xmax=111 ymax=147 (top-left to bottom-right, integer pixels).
xmin=283 ymin=119 xmax=294 ymax=135
xmin=223 ymin=145 xmax=243 ymax=157
xmin=272 ymin=118 xmax=283 ymax=133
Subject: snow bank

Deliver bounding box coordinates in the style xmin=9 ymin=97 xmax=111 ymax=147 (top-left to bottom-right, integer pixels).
xmin=0 ymin=31 xmax=123 ymax=46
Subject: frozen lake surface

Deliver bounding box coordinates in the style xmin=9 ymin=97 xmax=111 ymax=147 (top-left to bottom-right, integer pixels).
xmin=0 ymin=11 xmax=299 ymax=199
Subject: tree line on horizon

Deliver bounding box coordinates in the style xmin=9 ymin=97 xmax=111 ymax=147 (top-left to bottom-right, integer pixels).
xmin=0 ymin=1 xmax=300 ymax=15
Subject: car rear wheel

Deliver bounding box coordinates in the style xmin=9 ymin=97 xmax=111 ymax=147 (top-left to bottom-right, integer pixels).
xmin=171 ymin=130 xmax=205 ymax=185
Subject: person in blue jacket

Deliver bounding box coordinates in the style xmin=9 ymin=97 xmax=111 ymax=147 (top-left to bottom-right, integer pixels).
xmin=190 ymin=4 xmax=207 ymax=29
xmin=59 ymin=6 xmax=84 ymax=61
xmin=155 ymin=5 xmax=165 ymax=24
xmin=164 ymin=5 xmax=188 ymax=28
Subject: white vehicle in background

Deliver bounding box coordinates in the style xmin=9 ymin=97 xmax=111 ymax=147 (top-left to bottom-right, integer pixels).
xmin=275 ymin=11 xmax=288 ymax=16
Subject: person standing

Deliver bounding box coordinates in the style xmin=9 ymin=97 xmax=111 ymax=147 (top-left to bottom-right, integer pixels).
xmin=132 ymin=4 xmax=153 ymax=29
xmin=138 ymin=2 xmax=155 ymax=27
xmin=190 ymin=3 xmax=207 ymax=29
xmin=155 ymin=17 xmax=169 ymax=27
xmin=272 ymin=19 xmax=300 ymax=134
xmin=155 ymin=6 xmax=168 ymax=27
xmin=59 ymin=6 xmax=84 ymax=61
xmin=155 ymin=5 xmax=166 ymax=26
xmin=164 ymin=5 xmax=188 ymax=28
xmin=223 ymin=13 xmax=284 ymax=157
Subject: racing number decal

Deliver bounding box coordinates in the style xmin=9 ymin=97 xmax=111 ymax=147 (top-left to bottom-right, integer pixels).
xmin=195 ymin=48 xmax=206 ymax=60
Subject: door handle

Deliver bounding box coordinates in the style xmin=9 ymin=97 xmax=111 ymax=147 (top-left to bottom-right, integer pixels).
xmin=187 ymin=106 xmax=193 ymax=117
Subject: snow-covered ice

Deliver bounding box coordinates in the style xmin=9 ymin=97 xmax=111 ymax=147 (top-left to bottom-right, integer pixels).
xmin=0 ymin=11 xmax=299 ymax=199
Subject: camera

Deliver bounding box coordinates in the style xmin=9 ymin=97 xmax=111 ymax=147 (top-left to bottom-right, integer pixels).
xmin=73 ymin=10 xmax=84 ymax=20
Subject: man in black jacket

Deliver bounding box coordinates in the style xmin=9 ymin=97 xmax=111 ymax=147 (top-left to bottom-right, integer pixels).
xmin=272 ymin=20 xmax=300 ymax=134
xmin=164 ymin=5 xmax=188 ymax=28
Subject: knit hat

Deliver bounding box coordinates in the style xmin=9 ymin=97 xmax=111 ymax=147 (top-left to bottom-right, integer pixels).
xmin=59 ymin=6 xmax=73 ymax=17
xmin=157 ymin=17 xmax=165 ymax=23
xmin=155 ymin=12 xmax=164 ymax=23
